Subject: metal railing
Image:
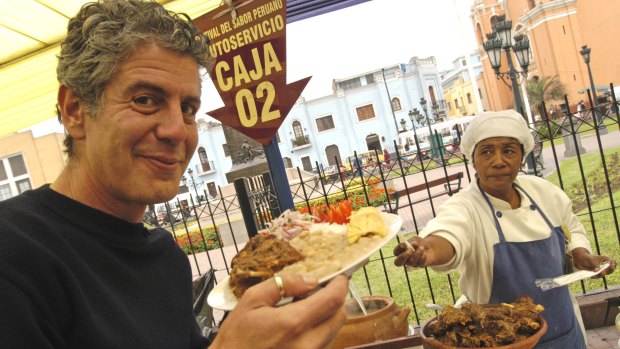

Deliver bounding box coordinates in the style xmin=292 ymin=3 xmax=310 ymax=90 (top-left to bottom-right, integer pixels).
xmin=145 ymin=87 xmax=620 ymax=325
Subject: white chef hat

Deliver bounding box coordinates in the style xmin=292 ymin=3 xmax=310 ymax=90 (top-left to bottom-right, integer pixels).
xmin=461 ymin=110 xmax=535 ymax=160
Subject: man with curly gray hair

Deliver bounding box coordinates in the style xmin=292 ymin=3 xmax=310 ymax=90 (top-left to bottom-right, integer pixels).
xmin=0 ymin=1 xmax=348 ymax=348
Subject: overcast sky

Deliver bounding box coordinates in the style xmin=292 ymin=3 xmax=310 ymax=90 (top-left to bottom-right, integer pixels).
xmin=285 ymin=0 xmax=478 ymax=100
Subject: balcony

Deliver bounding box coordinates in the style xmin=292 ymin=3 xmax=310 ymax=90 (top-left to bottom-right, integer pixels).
xmin=291 ymin=135 xmax=311 ymax=149
xmin=196 ymin=160 xmax=215 ymax=174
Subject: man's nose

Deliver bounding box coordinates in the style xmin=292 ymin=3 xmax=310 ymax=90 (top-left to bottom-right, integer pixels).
xmin=156 ymin=106 xmax=187 ymax=143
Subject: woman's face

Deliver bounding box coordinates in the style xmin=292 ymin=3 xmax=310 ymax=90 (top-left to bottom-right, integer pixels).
xmin=472 ymin=137 xmax=523 ymax=196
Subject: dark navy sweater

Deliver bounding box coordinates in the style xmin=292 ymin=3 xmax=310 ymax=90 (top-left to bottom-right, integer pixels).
xmin=0 ymin=185 xmax=209 ymax=348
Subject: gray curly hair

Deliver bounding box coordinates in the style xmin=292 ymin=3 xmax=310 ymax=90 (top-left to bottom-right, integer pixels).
xmin=56 ymin=0 xmax=212 ymax=156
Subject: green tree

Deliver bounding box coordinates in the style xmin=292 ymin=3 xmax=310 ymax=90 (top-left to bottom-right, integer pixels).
xmin=526 ymin=75 xmax=567 ymax=117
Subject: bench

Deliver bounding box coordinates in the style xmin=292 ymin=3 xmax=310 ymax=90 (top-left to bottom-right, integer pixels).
xmin=383 ymin=172 xmax=464 ymax=214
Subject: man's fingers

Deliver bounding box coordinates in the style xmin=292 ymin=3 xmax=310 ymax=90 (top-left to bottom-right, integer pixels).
xmin=239 ymin=273 xmax=319 ymax=308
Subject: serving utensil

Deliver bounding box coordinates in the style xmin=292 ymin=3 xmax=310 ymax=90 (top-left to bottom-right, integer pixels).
xmin=348 ymin=280 xmax=368 ymax=315
xmin=425 ymin=303 xmax=444 ymax=312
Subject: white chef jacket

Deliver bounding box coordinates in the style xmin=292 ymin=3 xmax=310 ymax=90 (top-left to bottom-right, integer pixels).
xmin=421 ymin=175 xmax=592 ymax=304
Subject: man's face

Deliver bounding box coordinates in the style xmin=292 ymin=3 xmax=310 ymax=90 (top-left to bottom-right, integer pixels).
xmin=472 ymin=137 xmax=523 ymax=196
xmin=80 ymin=43 xmax=201 ymax=212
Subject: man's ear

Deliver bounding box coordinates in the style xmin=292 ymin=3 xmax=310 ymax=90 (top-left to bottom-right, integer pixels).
xmin=57 ymin=85 xmax=87 ymax=141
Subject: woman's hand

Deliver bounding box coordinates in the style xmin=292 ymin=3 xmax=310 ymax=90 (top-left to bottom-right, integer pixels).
xmin=393 ymin=235 xmax=455 ymax=268
xmin=393 ymin=236 xmax=427 ymax=268
xmin=571 ymin=247 xmax=617 ymax=278
xmin=210 ymin=274 xmax=348 ymax=349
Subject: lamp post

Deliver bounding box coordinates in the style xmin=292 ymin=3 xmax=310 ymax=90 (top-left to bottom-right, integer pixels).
xmin=407 ymin=108 xmax=422 ymax=155
xmin=579 ymin=45 xmax=608 ymax=134
xmin=186 ymin=168 xmax=201 ymax=205
xmin=483 ymin=15 xmax=539 ymax=174
xmin=431 ymin=101 xmax=442 ymax=122
xmin=483 ymin=15 xmax=530 ymax=115
xmin=419 ymin=97 xmax=441 ymax=158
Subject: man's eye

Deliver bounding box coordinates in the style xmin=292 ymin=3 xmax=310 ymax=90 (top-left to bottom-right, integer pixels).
xmin=181 ymin=103 xmax=198 ymax=118
xmin=134 ymin=95 xmax=156 ymax=106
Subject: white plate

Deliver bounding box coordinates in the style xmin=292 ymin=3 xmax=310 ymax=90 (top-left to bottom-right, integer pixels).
xmin=207 ymin=212 xmax=402 ymax=311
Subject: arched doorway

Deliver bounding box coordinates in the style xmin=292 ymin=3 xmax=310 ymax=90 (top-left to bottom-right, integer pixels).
xmin=365 ymin=134 xmax=381 ymax=153
xmin=325 ymin=145 xmax=341 ymax=166
xmin=282 ymin=157 xmax=293 ymax=168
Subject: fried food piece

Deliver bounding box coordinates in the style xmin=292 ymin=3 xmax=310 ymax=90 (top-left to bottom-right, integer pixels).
xmin=426 ymin=296 xmax=544 ymax=347
xmin=229 ymin=234 xmax=304 ymax=298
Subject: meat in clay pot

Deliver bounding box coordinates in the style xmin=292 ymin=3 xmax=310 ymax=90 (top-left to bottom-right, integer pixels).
xmin=329 ymin=295 xmax=411 ymax=349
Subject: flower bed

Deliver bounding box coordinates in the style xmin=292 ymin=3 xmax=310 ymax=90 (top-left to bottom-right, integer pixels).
xmin=176 ymin=227 xmax=222 ymax=255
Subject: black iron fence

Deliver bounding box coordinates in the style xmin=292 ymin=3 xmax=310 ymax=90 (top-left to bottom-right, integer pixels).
xmin=146 ymin=87 xmax=620 ymax=326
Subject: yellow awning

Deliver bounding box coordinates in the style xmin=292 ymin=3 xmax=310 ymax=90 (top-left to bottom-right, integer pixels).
xmin=0 ymin=0 xmax=220 ymax=138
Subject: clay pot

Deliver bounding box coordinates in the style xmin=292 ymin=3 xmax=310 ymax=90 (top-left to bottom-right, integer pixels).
xmin=421 ymin=313 xmax=547 ymax=349
xmin=329 ymin=295 xmax=411 ymax=349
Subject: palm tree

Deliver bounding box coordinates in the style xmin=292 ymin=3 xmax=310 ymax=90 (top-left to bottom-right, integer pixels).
xmin=526 ymin=75 xmax=567 ymax=118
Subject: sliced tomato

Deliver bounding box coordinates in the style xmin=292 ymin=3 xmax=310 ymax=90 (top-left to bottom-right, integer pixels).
xmin=311 ymin=200 xmax=353 ymax=224
xmin=338 ymin=200 xmax=352 ymax=223
xmin=312 ymin=204 xmax=329 ymax=223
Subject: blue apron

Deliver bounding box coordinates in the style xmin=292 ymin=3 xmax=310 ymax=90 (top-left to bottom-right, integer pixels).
xmin=479 ymin=182 xmax=586 ymax=349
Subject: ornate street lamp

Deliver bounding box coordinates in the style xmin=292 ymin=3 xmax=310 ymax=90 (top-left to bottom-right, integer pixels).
xmin=483 ymin=15 xmax=530 ymax=114
xmin=186 ymin=168 xmax=201 ymax=205
xmin=407 ymin=109 xmax=421 ymax=154
xmin=431 ymin=101 xmax=441 ymax=122
xmin=579 ymin=44 xmax=608 ymax=134
xmin=399 ymin=118 xmax=407 ymax=132
xmin=419 ymin=97 xmax=441 ymax=158
xmin=408 ymin=108 xmax=419 ymax=129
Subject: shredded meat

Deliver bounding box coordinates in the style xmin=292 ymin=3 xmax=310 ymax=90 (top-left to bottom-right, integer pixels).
xmin=229 ymin=234 xmax=304 ymax=298
xmin=427 ymin=296 xmax=544 ymax=347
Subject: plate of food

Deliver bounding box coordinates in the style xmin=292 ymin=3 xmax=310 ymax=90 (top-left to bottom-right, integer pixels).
xmin=207 ymin=207 xmax=402 ymax=311
xmin=421 ymin=296 xmax=547 ymax=349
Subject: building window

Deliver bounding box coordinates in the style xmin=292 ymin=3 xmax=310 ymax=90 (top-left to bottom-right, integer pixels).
xmin=356 ymin=104 xmax=376 ymax=121
xmin=198 ymin=147 xmax=211 ymax=172
xmin=454 ymin=99 xmax=460 ymax=108
xmin=478 ymin=88 xmax=483 ymax=99
xmin=282 ymin=157 xmax=293 ymax=168
xmin=428 ymin=86 xmax=437 ymax=104
xmin=0 ymin=154 xmax=31 ymax=201
xmin=467 ymin=93 xmax=472 ymax=104
xmin=339 ymin=79 xmax=362 ymax=91
xmin=316 ymin=115 xmax=335 ymax=132
xmin=0 ymin=184 xmax=11 ymax=201
xmin=490 ymin=15 xmax=500 ymax=29
xmin=301 ymin=156 xmax=312 ymax=172
xmin=292 ymin=121 xmax=304 ymax=139
xmin=391 ymin=97 xmax=402 ymax=112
